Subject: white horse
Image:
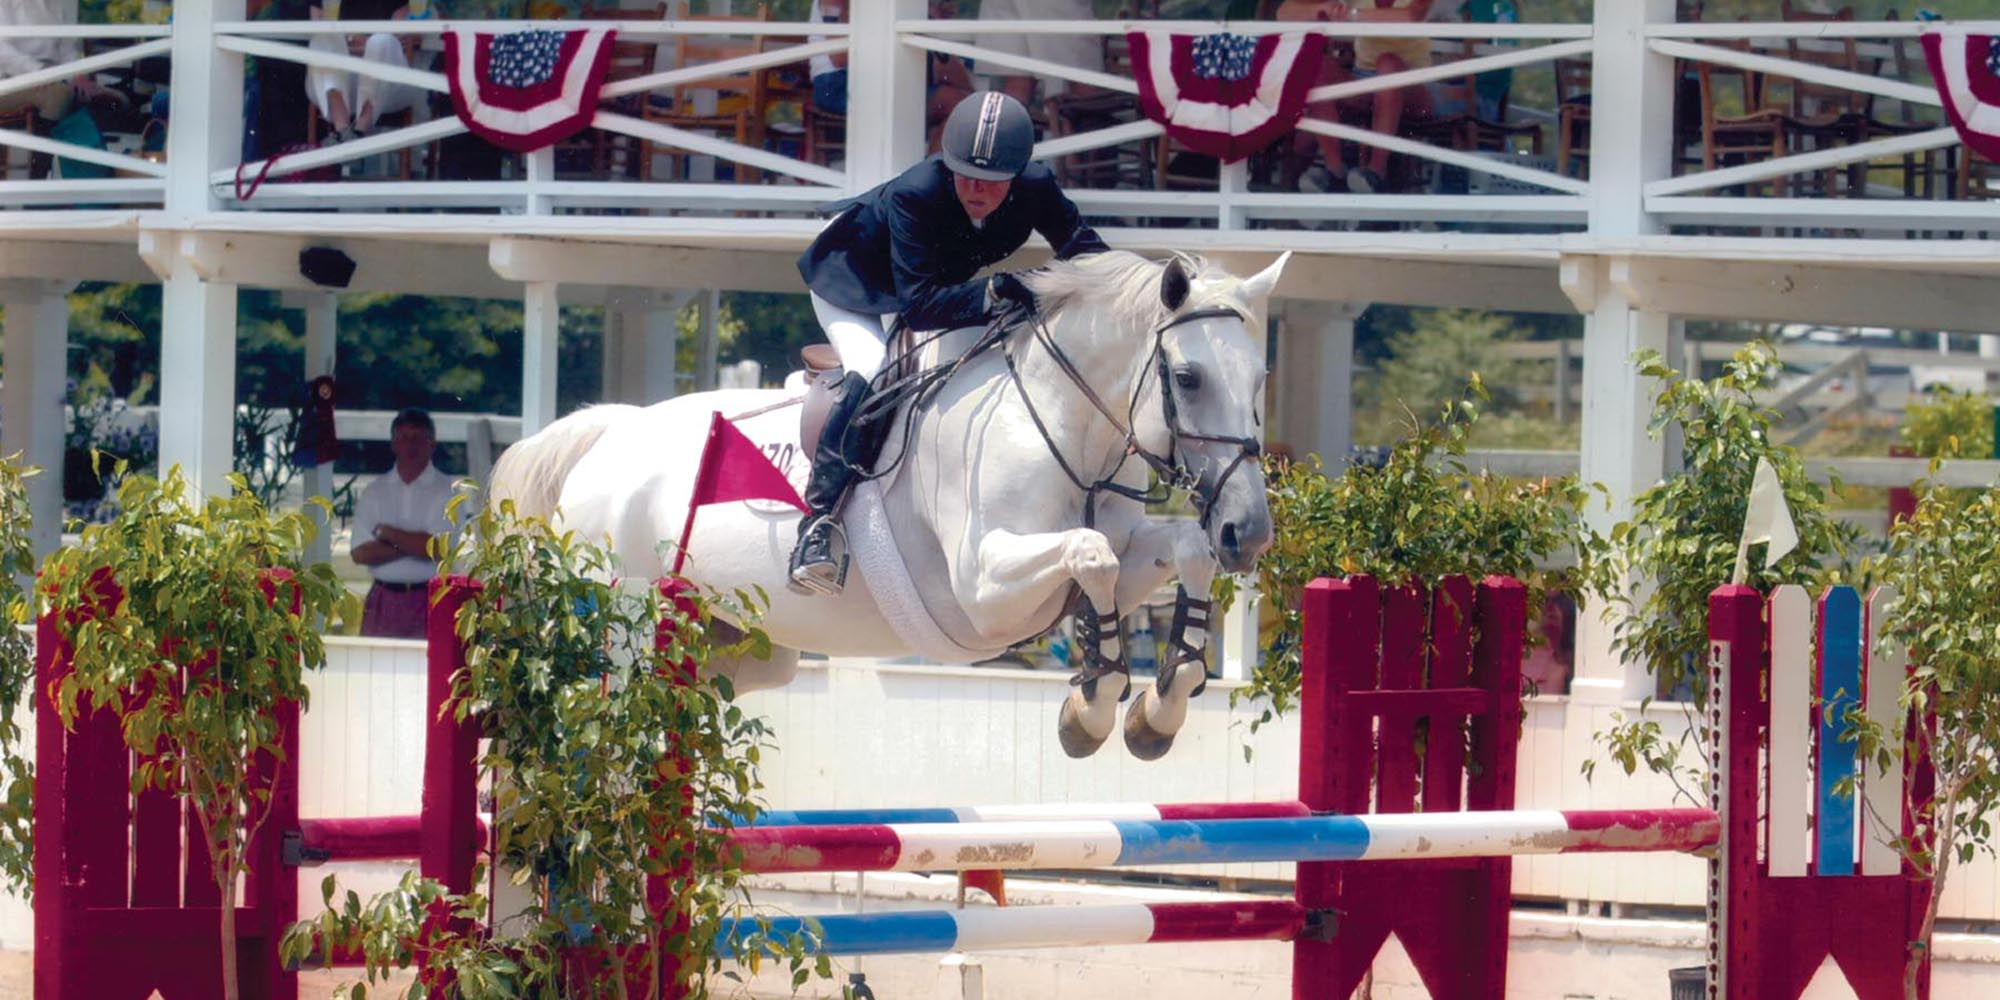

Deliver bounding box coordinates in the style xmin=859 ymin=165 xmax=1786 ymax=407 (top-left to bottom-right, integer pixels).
xmin=490 ymin=251 xmax=1285 ymax=759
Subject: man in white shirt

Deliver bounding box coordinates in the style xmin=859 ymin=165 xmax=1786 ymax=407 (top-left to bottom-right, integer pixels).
xmin=351 ymin=408 xmax=458 ymax=638
xmin=0 ymin=0 xmax=82 ymax=121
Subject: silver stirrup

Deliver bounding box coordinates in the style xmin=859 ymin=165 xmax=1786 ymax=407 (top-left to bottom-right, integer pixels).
xmin=787 ymin=525 xmax=850 ymax=597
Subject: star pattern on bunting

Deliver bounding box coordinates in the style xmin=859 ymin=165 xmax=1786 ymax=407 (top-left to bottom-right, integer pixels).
xmin=1191 ymin=32 xmax=1259 ymax=81
xmin=488 ymin=29 xmax=566 ymax=88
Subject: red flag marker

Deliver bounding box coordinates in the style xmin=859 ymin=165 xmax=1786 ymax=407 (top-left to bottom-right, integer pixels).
xmin=673 ymin=411 xmax=809 ymax=574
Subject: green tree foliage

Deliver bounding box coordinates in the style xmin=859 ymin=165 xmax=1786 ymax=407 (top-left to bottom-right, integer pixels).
xmin=43 ymin=470 xmax=358 ymax=1000
xmin=1242 ymin=380 xmax=1594 ymax=722
xmin=1585 ymin=342 xmax=1861 ymax=703
xmin=1581 ymin=343 xmax=1860 ymax=802
xmin=0 ymin=456 xmax=36 ymax=898
xmin=1901 ymin=385 xmax=1995 ymax=461
xmin=287 ymin=505 xmax=822 ymax=998
xmin=1856 ymin=484 xmax=2000 ymax=1000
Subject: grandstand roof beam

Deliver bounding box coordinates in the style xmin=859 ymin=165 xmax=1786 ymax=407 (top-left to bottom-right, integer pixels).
xmin=488 ymin=237 xmax=803 ymax=295
xmin=1604 ymin=255 xmax=2000 ymax=336
xmin=139 ymin=229 xmax=521 ymax=300
xmin=0 ymin=239 xmax=151 ymax=284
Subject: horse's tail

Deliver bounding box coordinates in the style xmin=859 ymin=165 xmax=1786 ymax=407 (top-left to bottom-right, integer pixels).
xmin=488 ymin=404 xmax=639 ymax=520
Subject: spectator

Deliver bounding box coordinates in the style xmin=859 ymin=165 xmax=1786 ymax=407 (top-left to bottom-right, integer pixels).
xmin=809 ymin=0 xmax=974 ymax=152
xmin=351 ymin=409 xmax=456 ymax=639
xmin=246 ymin=0 xmax=316 ymax=161
xmin=977 ymin=0 xmax=1099 ymax=111
xmin=0 ymin=0 xmax=119 ymax=123
xmin=306 ymin=0 xmax=422 ymax=142
xmin=1280 ymin=0 xmax=1441 ymax=194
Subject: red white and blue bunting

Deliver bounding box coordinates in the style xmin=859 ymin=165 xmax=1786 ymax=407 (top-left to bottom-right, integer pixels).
xmin=442 ymin=27 xmax=616 ymax=154
xmin=1921 ymin=29 xmax=2000 ymax=162
xmin=1127 ymin=30 xmax=1325 ymax=163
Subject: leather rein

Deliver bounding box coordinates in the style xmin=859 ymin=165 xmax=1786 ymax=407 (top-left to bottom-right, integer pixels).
xmin=1001 ymin=304 xmax=1264 ymax=529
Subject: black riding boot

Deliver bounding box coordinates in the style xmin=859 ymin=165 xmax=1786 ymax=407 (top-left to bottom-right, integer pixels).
xmin=789 ymin=372 xmax=876 ymax=596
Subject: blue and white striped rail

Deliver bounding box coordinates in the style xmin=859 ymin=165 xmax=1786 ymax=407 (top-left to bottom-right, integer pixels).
xmin=746 ymin=800 xmax=1309 ymax=827
xmin=727 ymin=808 xmax=1719 ymax=874
xmin=724 ymin=900 xmax=1307 ymax=957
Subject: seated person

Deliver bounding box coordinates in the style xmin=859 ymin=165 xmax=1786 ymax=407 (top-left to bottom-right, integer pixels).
xmin=307 ymin=0 xmax=421 ymax=141
xmin=809 ymin=0 xmax=974 ymax=152
xmin=0 ymin=0 xmax=120 ymax=124
xmin=1279 ymin=0 xmax=1439 ymax=194
xmin=978 ymin=0 xmax=1099 ymax=113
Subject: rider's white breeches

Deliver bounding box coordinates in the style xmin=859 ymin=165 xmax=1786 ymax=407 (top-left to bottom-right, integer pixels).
xmin=811 ymin=292 xmax=890 ymax=380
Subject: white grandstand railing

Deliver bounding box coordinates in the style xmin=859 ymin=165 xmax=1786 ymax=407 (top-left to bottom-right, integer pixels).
xmin=1644 ymin=19 xmax=2000 ymax=234
xmin=899 ymin=17 xmax=1593 ymax=231
xmin=0 ymin=22 xmax=171 ymax=205
xmin=209 ymin=15 xmax=849 ymax=214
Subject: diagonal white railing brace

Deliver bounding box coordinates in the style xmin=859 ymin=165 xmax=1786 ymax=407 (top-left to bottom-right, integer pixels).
xmin=1648 ymin=38 xmax=1940 ymax=108
xmin=0 ymin=38 xmax=174 ymax=103
xmin=1298 ymin=117 xmax=1588 ymax=194
xmin=215 ymin=33 xmax=449 ymax=94
xmin=1646 ymin=127 xmax=1957 ymax=197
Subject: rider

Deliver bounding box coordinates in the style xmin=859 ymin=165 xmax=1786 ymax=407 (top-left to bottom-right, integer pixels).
xmin=788 ymin=90 xmax=1109 ymax=596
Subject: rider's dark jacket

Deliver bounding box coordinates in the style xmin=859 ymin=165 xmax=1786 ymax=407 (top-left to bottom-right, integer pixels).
xmin=796 ymin=156 xmax=1109 ymax=332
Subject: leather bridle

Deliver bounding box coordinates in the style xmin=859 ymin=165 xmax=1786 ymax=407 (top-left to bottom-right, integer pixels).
xmin=1002 ymin=304 xmax=1264 ymax=530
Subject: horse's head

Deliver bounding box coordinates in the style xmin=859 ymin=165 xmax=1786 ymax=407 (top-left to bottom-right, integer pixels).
xmin=1131 ymin=253 xmax=1287 ymax=573
xmin=1025 ymin=251 xmax=1288 ymax=574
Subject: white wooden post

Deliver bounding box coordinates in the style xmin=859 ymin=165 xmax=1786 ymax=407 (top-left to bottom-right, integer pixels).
xmin=602 ymin=290 xmax=638 ymax=403
xmin=0 ymin=281 xmax=72 ymax=560
xmin=695 ymin=289 xmax=721 ymax=392
xmin=166 ymin=0 xmax=245 ymax=215
xmin=158 ymin=2 xmax=248 ymax=500
xmin=1569 ymin=257 xmax=1670 ymax=702
xmin=522 ymin=282 xmax=561 ymax=435
xmin=1218 ymin=159 xmax=1251 ymax=231
xmin=159 ymin=252 xmax=240 ymax=500
xmin=525 ymin=147 xmax=555 ymax=215
xmin=1576 ymin=0 xmax=1675 ymax=702
xmin=845 ymin=0 xmax=928 ymax=192
xmin=1587 ymin=0 xmax=1674 ymax=239
xmin=1276 ymin=300 xmax=1361 ymax=468
xmin=648 ymin=291 xmax=692 ymax=402
xmin=297 ymin=290 xmax=339 ymax=566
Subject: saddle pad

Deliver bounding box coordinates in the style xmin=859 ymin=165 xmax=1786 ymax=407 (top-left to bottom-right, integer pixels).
xmin=847 ymin=479 xmax=1011 ymax=665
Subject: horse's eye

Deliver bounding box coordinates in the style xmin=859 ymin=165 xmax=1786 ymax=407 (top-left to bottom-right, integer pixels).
xmin=1173 ymin=369 xmax=1201 ymax=392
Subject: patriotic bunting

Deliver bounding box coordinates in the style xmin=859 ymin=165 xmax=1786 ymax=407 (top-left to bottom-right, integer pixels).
xmin=443 ymin=27 xmax=617 ymax=153
xmin=1127 ymin=30 xmax=1325 ymax=163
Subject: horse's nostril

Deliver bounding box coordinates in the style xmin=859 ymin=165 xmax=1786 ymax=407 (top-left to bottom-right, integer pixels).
xmin=1220 ymin=521 xmax=1240 ymax=554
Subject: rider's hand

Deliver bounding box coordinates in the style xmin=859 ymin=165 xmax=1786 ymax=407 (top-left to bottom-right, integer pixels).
xmin=989 ymin=272 xmax=1038 ymax=314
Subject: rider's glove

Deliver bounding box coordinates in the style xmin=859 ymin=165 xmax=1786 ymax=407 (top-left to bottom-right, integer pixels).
xmin=988 ymin=272 xmax=1038 ymax=315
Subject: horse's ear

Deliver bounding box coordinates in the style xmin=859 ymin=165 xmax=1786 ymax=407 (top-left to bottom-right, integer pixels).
xmin=1160 ymin=258 xmax=1191 ymax=312
xmin=1241 ymin=251 xmax=1290 ymax=302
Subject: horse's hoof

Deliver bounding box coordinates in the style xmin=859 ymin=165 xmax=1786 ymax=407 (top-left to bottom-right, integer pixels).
xmin=1058 ymin=691 xmax=1110 ymax=759
xmin=1122 ymin=687 xmax=1177 ymax=761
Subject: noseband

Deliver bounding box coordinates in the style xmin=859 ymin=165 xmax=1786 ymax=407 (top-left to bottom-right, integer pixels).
xmin=1003 ymin=304 xmax=1264 ymax=529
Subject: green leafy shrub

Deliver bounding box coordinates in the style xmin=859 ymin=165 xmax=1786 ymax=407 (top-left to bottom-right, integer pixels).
xmin=0 ymin=454 xmax=36 ymax=896
xmin=1849 ymin=483 xmax=2000 ymax=999
xmin=43 ymin=469 xmax=356 ymax=1000
xmin=286 ymin=503 xmax=822 ymax=999
xmin=1583 ymin=343 xmax=1862 ymax=705
xmin=1901 ymin=385 xmax=1994 ymax=461
xmin=1240 ymin=380 xmax=1595 ymax=722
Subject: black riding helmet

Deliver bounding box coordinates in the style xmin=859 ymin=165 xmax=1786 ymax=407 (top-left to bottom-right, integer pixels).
xmin=940 ymin=91 xmax=1036 ymax=181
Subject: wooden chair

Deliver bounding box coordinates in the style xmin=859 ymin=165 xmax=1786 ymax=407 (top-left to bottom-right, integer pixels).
xmin=1694 ymin=39 xmax=1789 ymax=196
xmin=1775 ymin=2 xmax=1870 ymax=196
xmin=0 ymin=107 xmax=45 ymax=180
xmin=572 ymin=2 xmax=665 ymax=181
xmin=1407 ymin=39 xmax=1544 ymax=157
xmin=1043 ymin=27 xmax=1159 ymax=191
xmin=640 ymin=10 xmax=774 ymax=184
xmin=802 ymin=103 xmax=845 ymax=169
xmin=1555 ymin=57 xmax=1591 ymax=178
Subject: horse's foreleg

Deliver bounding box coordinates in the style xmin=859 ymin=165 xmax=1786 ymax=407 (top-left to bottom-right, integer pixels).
xmin=1113 ymin=520 xmax=1221 ymax=760
xmin=967 ymin=528 xmax=1127 ymax=758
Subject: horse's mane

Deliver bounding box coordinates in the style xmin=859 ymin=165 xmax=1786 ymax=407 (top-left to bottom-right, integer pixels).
xmin=1023 ymin=251 xmax=1249 ymax=333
